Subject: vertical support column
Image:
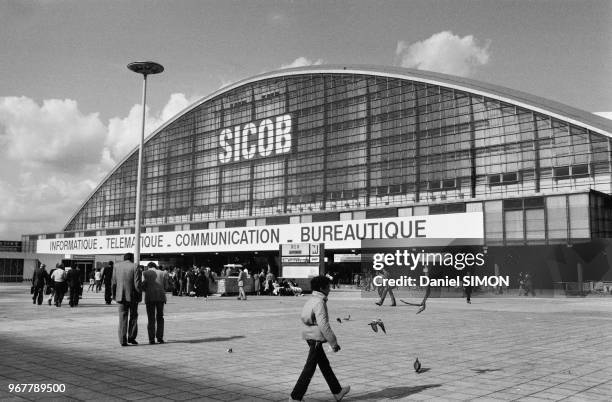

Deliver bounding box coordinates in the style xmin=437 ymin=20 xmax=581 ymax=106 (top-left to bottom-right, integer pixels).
xmin=133 ymin=74 xmax=148 ymax=267
xmin=321 ymin=76 xmax=329 ymax=210
xmin=365 ymin=77 xmax=372 ymax=207
xmin=468 ymin=94 xmax=477 ymax=199
xmin=283 ymin=81 xmax=290 ymax=213
xmin=216 ymin=107 xmax=225 ymax=220
xmin=494 ymin=262 xmax=501 ymax=294
xmin=532 ymin=112 xmax=541 ymax=193
xmin=608 ymin=138 xmax=612 ymax=194
xmin=162 ymin=130 xmax=172 ymax=224
xmin=414 ymin=84 xmax=421 ymax=203
xmin=248 ymin=89 xmax=256 ymax=217
xmin=189 ymin=112 xmax=197 ymax=223
xmin=577 ymin=262 xmax=583 ymax=296
xmin=119 ymin=167 xmax=127 ymax=227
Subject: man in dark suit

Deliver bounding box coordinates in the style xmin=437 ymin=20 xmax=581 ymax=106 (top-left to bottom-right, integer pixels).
xmin=31 ymin=263 xmax=49 ymax=305
xmin=111 ymin=253 xmax=142 ymax=346
xmin=101 ymin=261 xmax=114 ymax=305
xmin=66 ymin=266 xmax=82 ymax=307
xmin=141 ymin=262 xmax=169 ymax=344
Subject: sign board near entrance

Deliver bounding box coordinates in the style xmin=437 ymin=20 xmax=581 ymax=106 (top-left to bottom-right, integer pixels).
xmin=280 ymin=242 xmax=324 ymax=279
xmin=37 ymin=212 xmax=484 ymax=255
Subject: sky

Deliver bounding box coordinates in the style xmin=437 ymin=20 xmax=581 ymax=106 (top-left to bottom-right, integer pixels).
xmin=0 ymin=0 xmax=611 ymax=240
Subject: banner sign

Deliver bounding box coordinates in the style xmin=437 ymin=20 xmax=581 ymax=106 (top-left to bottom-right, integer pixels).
xmin=37 ymin=212 xmax=484 ymax=255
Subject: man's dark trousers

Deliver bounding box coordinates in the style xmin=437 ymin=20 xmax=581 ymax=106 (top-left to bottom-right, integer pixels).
xmin=291 ymin=340 xmax=341 ymax=400
xmin=32 ymin=286 xmax=44 ymax=305
xmin=145 ymin=301 xmax=164 ymax=342
xmin=118 ymin=300 xmax=138 ymax=344
xmin=378 ymin=285 xmax=396 ymax=305
xmin=54 ymin=282 xmax=66 ymax=306
xmin=104 ymin=281 xmax=112 ymax=304
xmin=69 ymin=286 xmax=80 ymax=306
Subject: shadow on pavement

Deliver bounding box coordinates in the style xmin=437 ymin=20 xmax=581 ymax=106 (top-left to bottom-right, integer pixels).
xmin=471 ymin=368 xmax=502 ymax=374
xmin=353 ymin=385 xmax=442 ymax=400
xmin=169 ymin=335 xmax=246 ymax=344
xmin=66 ymin=303 xmax=115 ymax=308
xmin=0 ymin=336 xmax=254 ymax=400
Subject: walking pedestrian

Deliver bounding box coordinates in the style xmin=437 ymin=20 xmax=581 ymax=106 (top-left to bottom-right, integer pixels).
xmin=46 ymin=265 xmax=57 ymax=306
xmin=253 ymin=269 xmax=261 ymax=296
xmin=375 ymin=267 xmax=396 ymax=306
xmin=31 ymin=263 xmax=49 ymax=305
xmin=94 ymin=268 xmax=102 ymax=292
xmin=141 ymin=262 xmax=168 ymax=344
xmin=50 ymin=264 xmax=67 ymax=307
xmin=289 ymin=275 xmax=350 ymax=401
xmin=101 ymin=261 xmax=114 ymax=304
xmin=194 ymin=267 xmax=209 ymax=299
xmin=205 ymin=267 xmax=215 ymax=296
xmin=186 ymin=267 xmax=196 ymax=296
xmin=237 ymin=268 xmax=248 ymax=300
xmin=524 ymin=273 xmax=535 ymax=296
xmin=111 ymin=253 xmax=142 ymax=346
xmin=265 ymin=268 xmax=275 ymax=295
xmin=257 ymin=269 xmax=265 ymax=295
xmin=66 ymin=265 xmax=82 ymax=307
xmin=87 ymin=272 xmax=95 ymax=292
xmin=178 ymin=267 xmax=186 ymax=296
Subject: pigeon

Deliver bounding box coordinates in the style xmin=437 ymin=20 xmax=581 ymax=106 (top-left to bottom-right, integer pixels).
xmin=227 ymin=348 xmax=233 ymax=353
xmin=414 ymin=358 xmax=421 ymax=373
xmin=368 ymin=320 xmax=378 ymax=332
xmin=376 ymin=319 xmax=386 ymax=334
xmin=336 ymin=318 xmax=342 ymax=323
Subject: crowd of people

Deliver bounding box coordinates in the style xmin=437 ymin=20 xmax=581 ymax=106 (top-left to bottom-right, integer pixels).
xmin=31 ymin=260 xmax=313 ymax=306
xmin=31 ymin=262 xmax=85 ymax=307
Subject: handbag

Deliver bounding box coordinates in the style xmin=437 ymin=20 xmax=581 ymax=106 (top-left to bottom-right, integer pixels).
xmin=30 ymin=286 xmax=35 ymax=294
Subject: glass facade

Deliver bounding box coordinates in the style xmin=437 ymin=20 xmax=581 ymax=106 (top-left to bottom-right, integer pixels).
xmin=0 ymin=258 xmax=24 ymax=282
xmin=62 ymin=69 xmax=612 ymax=246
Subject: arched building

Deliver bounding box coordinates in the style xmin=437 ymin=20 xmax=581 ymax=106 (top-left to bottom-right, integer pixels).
xmin=25 ymin=65 xmax=612 ymax=291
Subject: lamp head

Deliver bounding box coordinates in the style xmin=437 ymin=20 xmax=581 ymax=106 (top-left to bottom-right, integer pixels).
xmin=127 ymin=61 xmax=164 ymax=76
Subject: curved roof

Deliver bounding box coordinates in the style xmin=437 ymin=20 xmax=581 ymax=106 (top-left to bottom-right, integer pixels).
xmin=64 ymin=64 xmax=612 ymax=230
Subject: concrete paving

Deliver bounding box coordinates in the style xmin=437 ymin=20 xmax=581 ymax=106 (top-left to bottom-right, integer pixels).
xmin=0 ymin=284 xmax=611 ymax=401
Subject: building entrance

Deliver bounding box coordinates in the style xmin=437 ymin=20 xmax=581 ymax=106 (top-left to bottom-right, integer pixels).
xmin=61 ymin=259 xmax=93 ymax=284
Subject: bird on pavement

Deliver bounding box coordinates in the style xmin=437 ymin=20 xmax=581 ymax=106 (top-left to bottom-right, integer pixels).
xmin=376 ymin=319 xmax=386 ymax=334
xmin=368 ymin=320 xmax=378 ymax=332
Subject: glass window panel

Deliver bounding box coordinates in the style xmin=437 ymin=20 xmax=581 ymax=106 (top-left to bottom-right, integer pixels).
xmin=485 ymin=200 xmax=503 ymax=240
xmin=504 ymin=210 xmax=524 ymax=240
xmin=568 ymin=194 xmax=590 ymax=238
xmin=525 ymin=209 xmax=545 ymax=240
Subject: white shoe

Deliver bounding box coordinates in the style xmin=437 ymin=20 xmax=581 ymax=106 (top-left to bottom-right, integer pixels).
xmin=334 ymin=386 xmax=350 ymax=401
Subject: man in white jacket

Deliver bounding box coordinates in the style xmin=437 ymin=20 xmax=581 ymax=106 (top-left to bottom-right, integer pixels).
xmin=289 ymin=275 xmax=350 ymax=401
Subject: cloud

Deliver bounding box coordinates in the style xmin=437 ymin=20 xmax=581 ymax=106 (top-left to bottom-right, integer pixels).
xmin=106 ymin=92 xmax=193 ymax=162
xmin=0 ymin=93 xmax=195 ymax=240
xmin=396 ymin=31 xmax=491 ymax=77
xmin=594 ymin=112 xmax=612 ymax=120
xmin=0 ymin=97 xmax=107 ymax=170
xmin=280 ymin=57 xmax=324 ymax=69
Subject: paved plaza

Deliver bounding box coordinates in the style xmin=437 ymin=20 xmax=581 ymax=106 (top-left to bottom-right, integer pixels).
xmin=0 ymin=284 xmax=611 ymax=401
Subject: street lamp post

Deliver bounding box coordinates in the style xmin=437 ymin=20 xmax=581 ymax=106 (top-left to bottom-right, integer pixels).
xmin=127 ymin=61 xmax=164 ymax=268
